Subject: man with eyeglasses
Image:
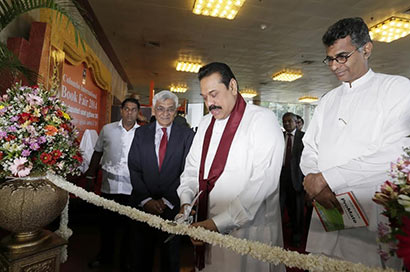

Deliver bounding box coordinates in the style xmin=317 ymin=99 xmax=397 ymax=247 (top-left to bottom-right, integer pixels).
xmin=301 ymin=17 xmax=410 ymax=268
xmin=85 ymin=97 xmax=140 ymax=270
xmin=128 ymin=90 xmax=194 ymax=272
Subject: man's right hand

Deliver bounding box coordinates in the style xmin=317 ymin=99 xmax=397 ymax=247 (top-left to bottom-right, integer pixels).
xmin=143 ymin=199 xmax=166 ymax=215
xmin=314 ymin=186 xmax=343 ymax=213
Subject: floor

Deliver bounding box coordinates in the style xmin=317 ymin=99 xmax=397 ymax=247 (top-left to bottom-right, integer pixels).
xmin=0 ymin=197 xmax=311 ymax=272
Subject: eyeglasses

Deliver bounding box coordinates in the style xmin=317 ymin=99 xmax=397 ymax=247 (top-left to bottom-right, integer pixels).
xmin=155 ymin=107 xmax=176 ymax=114
xmin=322 ymin=48 xmax=360 ymax=65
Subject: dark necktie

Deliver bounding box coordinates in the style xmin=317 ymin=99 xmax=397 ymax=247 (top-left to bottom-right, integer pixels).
xmin=285 ymin=133 xmax=292 ymax=168
xmin=158 ymin=127 xmax=167 ymax=170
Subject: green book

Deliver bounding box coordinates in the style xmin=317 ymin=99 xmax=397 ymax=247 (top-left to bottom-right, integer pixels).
xmin=313 ymin=191 xmax=368 ymax=232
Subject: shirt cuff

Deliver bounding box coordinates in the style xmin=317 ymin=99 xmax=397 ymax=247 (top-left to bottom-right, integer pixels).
xmin=162 ymin=198 xmax=174 ymax=210
xmin=322 ymin=167 xmax=347 ymax=192
xmin=179 ymin=190 xmax=195 ymax=206
xmin=139 ymin=197 xmax=152 ymax=207
xmin=212 ymin=211 xmax=236 ymax=234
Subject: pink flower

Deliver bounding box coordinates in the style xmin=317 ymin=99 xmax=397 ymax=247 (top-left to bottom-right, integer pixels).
xmin=27 ymin=94 xmax=43 ymax=105
xmin=9 ymin=157 xmax=32 ymax=177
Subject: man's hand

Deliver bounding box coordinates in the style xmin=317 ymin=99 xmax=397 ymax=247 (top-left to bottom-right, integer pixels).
xmin=314 ymin=186 xmax=343 ymax=213
xmin=303 ymin=173 xmax=328 ymax=200
xmin=143 ymin=199 xmax=166 ymax=215
xmin=190 ymin=219 xmax=218 ymax=246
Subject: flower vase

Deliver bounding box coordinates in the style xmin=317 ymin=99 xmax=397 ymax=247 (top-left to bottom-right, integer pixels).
xmin=0 ymin=177 xmax=68 ymax=253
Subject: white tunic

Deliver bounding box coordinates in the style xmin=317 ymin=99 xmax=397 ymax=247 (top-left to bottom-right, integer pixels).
xmin=300 ymin=69 xmax=410 ymax=267
xmin=178 ymin=104 xmax=285 ymax=272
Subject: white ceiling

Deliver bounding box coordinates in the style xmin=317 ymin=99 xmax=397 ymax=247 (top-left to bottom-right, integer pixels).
xmin=88 ymin=0 xmax=410 ymax=105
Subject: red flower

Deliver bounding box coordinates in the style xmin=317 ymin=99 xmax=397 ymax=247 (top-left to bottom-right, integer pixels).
xmin=40 ymin=152 xmax=52 ymax=164
xmin=18 ymin=112 xmax=31 ymax=124
xmin=396 ymin=216 xmax=410 ymax=270
xmin=5 ymin=134 xmax=16 ymax=141
xmin=73 ymin=152 xmax=83 ymax=163
xmin=56 ymin=110 xmax=63 ymax=117
xmin=0 ymin=151 xmax=3 ymax=160
xmin=51 ymin=150 xmax=62 ymax=159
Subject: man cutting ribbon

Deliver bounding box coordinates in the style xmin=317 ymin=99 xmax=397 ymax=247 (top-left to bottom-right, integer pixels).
xmin=177 ymin=62 xmax=285 ymax=272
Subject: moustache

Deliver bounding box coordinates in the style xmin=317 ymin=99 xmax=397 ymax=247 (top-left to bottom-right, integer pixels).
xmin=209 ymin=105 xmax=222 ymax=111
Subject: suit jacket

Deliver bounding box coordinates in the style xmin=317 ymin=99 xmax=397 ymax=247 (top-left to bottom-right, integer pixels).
xmin=128 ymin=122 xmax=194 ymax=218
xmin=282 ymin=129 xmax=305 ymax=192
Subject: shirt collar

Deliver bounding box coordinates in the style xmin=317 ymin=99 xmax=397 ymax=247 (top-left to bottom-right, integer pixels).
xmin=286 ymin=129 xmax=296 ymax=136
xmin=342 ymin=69 xmax=374 ymax=89
xmin=156 ymin=121 xmax=172 ymax=132
xmin=119 ymin=119 xmax=139 ymax=131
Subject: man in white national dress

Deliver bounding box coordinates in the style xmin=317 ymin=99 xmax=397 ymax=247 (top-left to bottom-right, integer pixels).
xmin=300 ymin=17 xmax=410 ymax=268
xmin=177 ymin=62 xmax=285 ymax=271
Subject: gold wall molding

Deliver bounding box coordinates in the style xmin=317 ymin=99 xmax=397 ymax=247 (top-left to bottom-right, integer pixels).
xmin=39 ymin=9 xmax=112 ymax=93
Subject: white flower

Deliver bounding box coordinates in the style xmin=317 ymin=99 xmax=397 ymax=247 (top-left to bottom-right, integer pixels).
xmin=398 ymin=194 xmax=410 ymax=212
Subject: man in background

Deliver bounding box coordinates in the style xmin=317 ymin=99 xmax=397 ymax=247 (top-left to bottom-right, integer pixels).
xmin=85 ymin=98 xmax=140 ymax=270
xmin=280 ymin=112 xmax=305 ymax=247
xmin=128 ymin=90 xmax=194 ymax=272
xmin=295 ymin=115 xmax=304 ymax=131
xmin=301 ymin=17 xmax=410 ymax=268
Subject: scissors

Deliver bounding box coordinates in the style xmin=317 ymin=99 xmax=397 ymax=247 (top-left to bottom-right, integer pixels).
xmin=164 ymin=191 xmax=202 ymax=243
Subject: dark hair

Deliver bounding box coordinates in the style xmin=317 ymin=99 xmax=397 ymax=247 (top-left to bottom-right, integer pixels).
xmin=296 ymin=114 xmax=304 ymax=124
xmin=283 ymin=112 xmax=297 ymax=121
xmin=322 ymin=17 xmax=371 ymax=48
xmin=121 ymin=98 xmax=140 ymax=109
xmin=198 ymin=62 xmax=239 ymax=90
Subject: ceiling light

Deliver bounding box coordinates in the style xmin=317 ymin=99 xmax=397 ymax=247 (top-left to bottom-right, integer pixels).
xmin=240 ymin=89 xmax=257 ymax=98
xmin=369 ymin=17 xmax=410 ymax=43
xmin=176 ymin=61 xmax=202 ymax=73
xmin=192 ymin=0 xmax=245 ymax=20
xmin=298 ymin=96 xmax=318 ymax=103
xmin=272 ymin=69 xmax=303 ymax=82
xmin=170 ymin=85 xmax=188 ymax=93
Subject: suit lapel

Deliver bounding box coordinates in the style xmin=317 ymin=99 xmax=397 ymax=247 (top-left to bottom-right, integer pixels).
xmin=147 ymin=123 xmax=158 ymax=171
xmin=162 ymin=123 xmax=179 ymax=167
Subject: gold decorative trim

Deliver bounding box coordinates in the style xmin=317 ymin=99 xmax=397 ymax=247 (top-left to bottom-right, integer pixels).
xmin=39 ymin=9 xmax=112 ymax=93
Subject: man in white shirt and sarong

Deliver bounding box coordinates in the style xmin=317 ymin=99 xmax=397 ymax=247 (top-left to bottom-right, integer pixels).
xmin=177 ymin=62 xmax=285 ymax=271
xmin=301 ymin=17 xmax=410 ymax=269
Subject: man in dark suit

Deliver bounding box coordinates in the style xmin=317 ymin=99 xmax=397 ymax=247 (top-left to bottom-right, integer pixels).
xmin=128 ymin=90 xmax=194 ymax=272
xmin=280 ymin=112 xmax=305 ymax=247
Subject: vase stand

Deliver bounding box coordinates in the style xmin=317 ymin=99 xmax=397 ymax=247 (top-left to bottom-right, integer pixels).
xmin=0 ymin=230 xmax=67 ymax=272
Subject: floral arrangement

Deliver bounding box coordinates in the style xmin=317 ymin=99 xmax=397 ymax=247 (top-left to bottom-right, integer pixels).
xmin=0 ymin=83 xmax=83 ymax=179
xmin=373 ymin=147 xmax=410 ymax=270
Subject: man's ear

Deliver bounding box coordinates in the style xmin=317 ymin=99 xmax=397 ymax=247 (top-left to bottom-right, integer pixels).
xmin=363 ymin=41 xmax=373 ymax=59
xmin=229 ymin=78 xmax=238 ymax=94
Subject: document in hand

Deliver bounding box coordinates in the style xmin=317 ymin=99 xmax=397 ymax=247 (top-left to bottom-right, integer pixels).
xmin=313 ymin=191 xmax=368 ymax=232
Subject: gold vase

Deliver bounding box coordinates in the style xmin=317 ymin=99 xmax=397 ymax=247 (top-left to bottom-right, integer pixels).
xmin=0 ymin=177 xmax=68 ymax=253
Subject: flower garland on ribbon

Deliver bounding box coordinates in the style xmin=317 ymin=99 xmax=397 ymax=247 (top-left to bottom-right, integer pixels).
xmin=46 ymin=172 xmax=396 ymax=272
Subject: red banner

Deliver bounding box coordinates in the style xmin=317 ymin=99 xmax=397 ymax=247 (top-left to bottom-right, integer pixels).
xmin=60 ymin=62 xmax=102 ymax=139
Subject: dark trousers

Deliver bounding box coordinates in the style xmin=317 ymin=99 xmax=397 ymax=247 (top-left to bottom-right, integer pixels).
xmin=98 ymin=193 xmax=131 ymax=267
xmin=129 ymin=218 xmax=180 ymax=272
xmin=280 ymin=169 xmax=305 ymax=242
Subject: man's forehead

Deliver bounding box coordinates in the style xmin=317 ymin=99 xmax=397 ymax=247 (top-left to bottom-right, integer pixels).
xmin=155 ymin=99 xmax=175 ymax=107
xmin=326 ymin=36 xmax=355 ymax=55
xmin=123 ymin=102 xmax=138 ymax=108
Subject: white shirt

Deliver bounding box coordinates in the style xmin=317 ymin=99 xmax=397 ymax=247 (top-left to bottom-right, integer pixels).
xmin=300 ymin=69 xmax=410 ymax=267
xmin=94 ymin=120 xmax=139 ymax=195
xmin=282 ymin=128 xmax=295 ymax=165
xmin=154 ymin=121 xmax=172 ymax=166
xmin=178 ymin=104 xmax=285 ymax=272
